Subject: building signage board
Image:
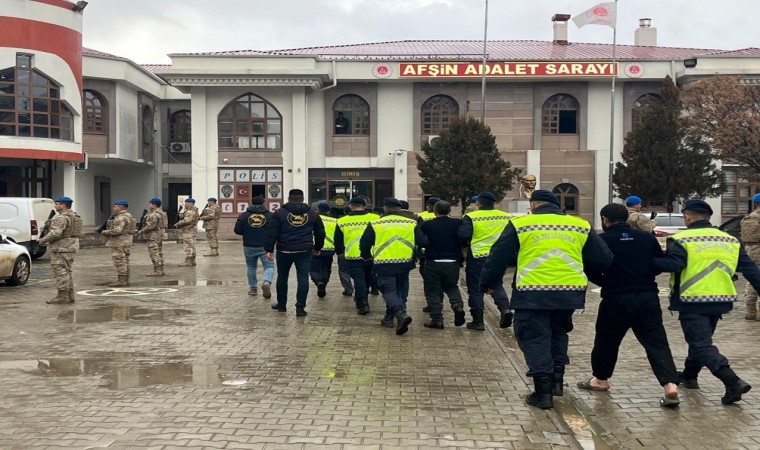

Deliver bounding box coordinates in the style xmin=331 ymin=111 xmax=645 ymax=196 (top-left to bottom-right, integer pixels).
xmin=398 ymin=62 xmax=618 ymax=78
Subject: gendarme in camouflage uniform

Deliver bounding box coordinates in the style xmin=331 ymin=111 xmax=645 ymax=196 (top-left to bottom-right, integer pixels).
xmin=38 ymin=196 xmax=81 ymax=304
xmin=741 ymin=196 xmax=760 ymax=320
xmin=136 ymin=197 xmax=168 ymax=277
xmin=200 ymin=197 xmax=222 ymax=257
xmin=625 ymin=196 xmax=655 ymax=233
xmin=175 ymin=198 xmax=200 ymax=267
xmin=101 ymin=200 xmax=136 ymax=286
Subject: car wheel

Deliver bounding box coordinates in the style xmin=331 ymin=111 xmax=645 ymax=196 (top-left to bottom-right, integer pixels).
xmin=7 ymin=256 xmax=30 ymax=286
xmin=30 ymin=242 xmax=47 ymax=260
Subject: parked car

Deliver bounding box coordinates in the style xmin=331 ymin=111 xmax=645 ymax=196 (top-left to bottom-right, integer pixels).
xmin=651 ymin=213 xmax=687 ymax=249
xmin=718 ymin=214 xmax=745 ymax=243
xmin=0 ymin=197 xmax=55 ymax=260
xmin=0 ymin=235 xmax=31 ymax=286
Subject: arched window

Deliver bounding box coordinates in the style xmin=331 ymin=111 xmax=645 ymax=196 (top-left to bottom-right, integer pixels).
xmin=0 ymin=54 xmax=74 ymax=141
xmin=170 ymin=110 xmax=191 ymax=143
xmin=553 ymin=183 xmax=579 ymax=212
xmin=632 ymin=94 xmax=662 ymax=126
xmin=421 ymin=95 xmax=458 ymax=135
xmin=332 ymin=94 xmax=369 ymax=135
xmin=542 ymin=94 xmax=579 ymax=134
xmin=83 ymin=89 xmax=107 ymax=133
xmin=141 ymin=105 xmax=153 ymax=148
xmin=218 ymin=93 xmax=282 ymax=150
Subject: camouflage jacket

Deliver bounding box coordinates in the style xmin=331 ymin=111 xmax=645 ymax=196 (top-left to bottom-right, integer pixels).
xmin=626 ymin=207 xmax=655 ymax=233
xmin=103 ymin=210 xmax=136 ymax=247
xmin=176 ymin=205 xmax=199 ymax=235
xmin=138 ymin=209 xmax=168 ymax=241
xmin=41 ymin=209 xmax=80 ymax=253
xmin=741 ymin=210 xmax=760 ymax=245
xmin=200 ymin=204 xmax=221 ymax=230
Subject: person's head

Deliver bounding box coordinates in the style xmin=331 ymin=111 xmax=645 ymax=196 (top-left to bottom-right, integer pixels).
xmin=399 ymin=200 xmax=410 ymax=210
xmin=600 ymin=203 xmax=629 ymax=231
xmin=682 ymin=199 xmax=713 ymax=225
xmin=54 ymin=196 xmax=73 ymax=212
xmin=477 ymin=191 xmax=496 ymax=208
xmin=753 ymin=193 xmax=760 ymax=210
xmin=373 ymin=206 xmax=385 ymax=215
xmin=113 ymin=199 xmax=129 ymax=212
xmin=425 ymin=196 xmax=440 ymax=212
xmin=348 ymin=197 xmax=367 ymax=211
xmin=207 ymin=197 xmax=217 ymax=206
xmin=434 ymin=200 xmax=451 ymax=217
xmin=383 ymin=197 xmax=402 ymax=213
xmin=184 ymin=198 xmax=196 ymax=208
xmin=528 ymin=190 xmax=560 ymax=212
xmin=317 ymin=202 xmax=331 ymax=215
xmin=251 ymin=196 xmax=265 ymax=206
xmin=337 ymin=112 xmax=344 ymax=119
xmin=288 ymin=189 xmax=304 ymax=203
xmin=522 ymin=174 xmax=537 ymax=189
xmin=148 ymin=197 xmax=161 ymax=210
xmin=625 ymin=195 xmax=642 ymax=211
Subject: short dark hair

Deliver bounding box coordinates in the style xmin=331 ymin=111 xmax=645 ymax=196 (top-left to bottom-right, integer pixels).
xmin=288 ymin=189 xmax=304 ymax=202
xmin=478 ymin=197 xmax=494 ymax=208
xmin=434 ymin=200 xmax=451 ymax=216
xmin=252 ymin=196 xmax=265 ymax=205
xmin=399 ymin=200 xmax=409 ymax=210
xmin=600 ymin=203 xmax=629 ymax=224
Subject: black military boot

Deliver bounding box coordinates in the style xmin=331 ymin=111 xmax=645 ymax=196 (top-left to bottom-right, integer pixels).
xmin=466 ymin=310 xmax=485 ymax=331
xmin=678 ymin=367 xmax=701 ymax=390
xmin=716 ymin=366 xmax=752 ymax=405
xmin=395 ymin=310 xmax=412 ymax=336
xmin=526 ymin=375 xmax=554 ymax=409
xmin=552 ymin=365 xmax=565 ymax=396
xmin=317 ymin=282 xmax=327 ymax=298
xmin=452 ymin=304 xmax=466 ymax=327
xmin=380 ymin=310 xmax=395 ymax=328
xmin=423 ymin=318 xmax=444 ymax=329
xmin=357 ymin=298 xmax=370 ymax=315
xmin=499 ymin=309 xmax=514 ymax=329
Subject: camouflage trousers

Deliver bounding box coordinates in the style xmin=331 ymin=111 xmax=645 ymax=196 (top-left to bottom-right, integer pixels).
xmin=51 ymin=251 xmax=74 ymax=291
xmin=111 ymin=246 xmax=131 ymax=276
xmin=205 ymin=228 xmax=218 ymax=250
xmin=182 ymin=232 xmax=196 ymax=258
xmin=147 ymin=238 xmax=163 ymax=266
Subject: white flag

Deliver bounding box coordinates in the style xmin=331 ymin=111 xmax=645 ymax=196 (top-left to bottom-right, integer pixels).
xmin=572 ymin=2 xmax=617 ymax=28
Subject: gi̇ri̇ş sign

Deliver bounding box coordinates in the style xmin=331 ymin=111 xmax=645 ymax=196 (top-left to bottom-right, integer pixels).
xmin=398 ymin=62 xmax=618 ymax=78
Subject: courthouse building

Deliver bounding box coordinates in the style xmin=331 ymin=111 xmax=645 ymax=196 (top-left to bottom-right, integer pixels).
xmin=2 ymin=0 xmax=760 ymax=235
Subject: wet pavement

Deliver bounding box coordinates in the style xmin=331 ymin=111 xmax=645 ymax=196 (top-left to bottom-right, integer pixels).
xmin=0 ymin=241 xmax=758 ymax=449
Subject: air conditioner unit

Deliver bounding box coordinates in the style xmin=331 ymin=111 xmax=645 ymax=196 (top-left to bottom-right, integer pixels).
xmin=427 ymin=135 xmax=440 ymax=146
xmin=170 ymin=142 xmax=191 ymax=153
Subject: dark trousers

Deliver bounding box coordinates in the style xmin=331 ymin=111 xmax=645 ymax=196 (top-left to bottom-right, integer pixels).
xmin=422 ymin=260 xmax=464 ymax=320
xmin=377 ymin=272 xmax=411 ymax=315
xmin=275 ymin=250 xmax=311 ymax=309
xmin=337 ymin=255 xmax=353 ymax=295
xmin=465 ymin=257 xmax=509 ymax=313
xmin=591 ymin=292 xmax=678 ymax=385
xmin=310 ymin=252 xmax=334 ymax=285
xmin=679 ymin=312 xmax=729 ymax=377
xmin=346 ymin=260 xmax=371 ymax=301
xmin=514 ymin=309 xmax=574 ymax=377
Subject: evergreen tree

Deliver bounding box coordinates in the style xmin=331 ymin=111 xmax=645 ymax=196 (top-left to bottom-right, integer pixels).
xmin=613 ymin=76 xmax=724 ymax=212
xmin=416 ymin=116 xmax=521 ymax=215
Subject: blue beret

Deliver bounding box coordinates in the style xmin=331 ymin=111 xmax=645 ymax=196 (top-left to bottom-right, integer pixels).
xmin=317 ymin=202 xmax=330 ymax=212
xmin=471 ymin=195 xmax=478 ymax=202
xmin=530 ymin=189 xmax=560 ymax=206
xmin=149 ymin=197 xmax=161 ymax=204
xmin=114 ymin=200 xmax=129 ymax=207
xmin=208 ymin=197 xmax=217 ymax=202
xmin=349 ymin=197 xmax=367 ymax=206
xmin=185 ymin=198 xmax=196 ymax=203
xmin=54 ymin=196 xmax=73 ymax=203
xmin=426 ymin=196 xmax=441 ymax=205
xmin=383 ymin=197 xmax=402 ymax=207
xmin=682 ymin=199 xmax=713 ymax=215
xmin=478 ymin=191 xmax=497 ymax=202
xmin=626 ymin=196 xmax=642 ymax=205
xmin=753 ymin=193 xmax=760 ymax=203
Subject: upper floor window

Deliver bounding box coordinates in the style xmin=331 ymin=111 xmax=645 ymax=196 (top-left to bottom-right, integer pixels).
xmin=542 ymin=94 xmax=579 ymax=134
xmin=0 ymin=54 xmax=74 ymax=141
xmin=333 ymin=94 xmax=369 ymax=135
xmin=632 ymin=93 xmax=662 ymax=127
xmin=141 ymin=105 xmax=153 ymax=148
xmin=218 ymin=93 xmax=282 ymax=150
xmin=421 ymin=95 xmax=458 ymax=135
xmin=170 ymin=110 xmax=191 ymax=143
xmin=722 ymin=168 xmax=756 ymax=216
xmin=83 ymin=90 xmax=107 ymax=133
xmin=553 ymin=183 xmax=579 ymax=212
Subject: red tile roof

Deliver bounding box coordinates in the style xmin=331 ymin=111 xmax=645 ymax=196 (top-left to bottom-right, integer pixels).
xmin=701 ymin=47 xmax=760 ymax=57
xmin=141 ymin=64 xmax=172 ymax=74
xmin=175 ymin=40 xmax=726 ymax=61
xmin=82 ymin=47 xmax=123 ymax=60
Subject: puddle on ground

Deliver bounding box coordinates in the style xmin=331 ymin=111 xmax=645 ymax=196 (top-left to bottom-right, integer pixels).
xmin=58 ymin=306 xmax=192 ymax=323
xmin=153 ymin=279 xmax=245 ymax=286
xmin=0 ymin=359 xmax=225 ymax=389
xmin=554 ymin=398 xmax=613 ymax=450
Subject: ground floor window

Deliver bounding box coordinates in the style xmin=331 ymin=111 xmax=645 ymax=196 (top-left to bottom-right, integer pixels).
xmin=308 ymin=168 xmax=394 ymax=210
xmin=722 ymin=168 xmax=757 ymax=216
xmin=552 ymin=183 xmax=579 ymax=213
xmin=0 ymin=159 xmax=51 ymax=197
xmin=218 ymin=167 xmax=283 ymax=216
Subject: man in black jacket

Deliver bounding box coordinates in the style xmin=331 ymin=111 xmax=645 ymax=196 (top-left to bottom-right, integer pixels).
xmin=265 ymin=189 xmax=325 ymax=316
xmin=234 ymin=196 xmax=275 ymax=298
xmin=416 ymin=200 xmax=466 ymax=329
xmin=578 ymin=203 xmax=680 ymax=407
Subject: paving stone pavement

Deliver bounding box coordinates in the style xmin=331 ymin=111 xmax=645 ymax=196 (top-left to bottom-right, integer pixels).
xmin=2 ymin=242 xmax=759 ymax=449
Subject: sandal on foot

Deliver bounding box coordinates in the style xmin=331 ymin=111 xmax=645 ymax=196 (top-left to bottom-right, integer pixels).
xmin=576 ymin=379 xmax=609 ymax=392
xmin=660 ymin=395 xmax=680 ymax=408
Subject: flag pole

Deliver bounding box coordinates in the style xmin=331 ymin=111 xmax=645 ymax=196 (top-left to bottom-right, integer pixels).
xmin=607 ymin=0 xmax=618 ymax=204
xmin=480 ymin=0 xmax=489 ymax=123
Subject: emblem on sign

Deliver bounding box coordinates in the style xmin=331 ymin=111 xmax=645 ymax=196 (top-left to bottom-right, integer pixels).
xmin=624 ymin=63 xmax=645 ymax=78
xmin=372 ymin=63 xmax=393 ymax=79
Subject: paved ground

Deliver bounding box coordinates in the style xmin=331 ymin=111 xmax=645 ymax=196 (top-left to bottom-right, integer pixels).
xmin=0 ymin=241 xmax=758 ymax=449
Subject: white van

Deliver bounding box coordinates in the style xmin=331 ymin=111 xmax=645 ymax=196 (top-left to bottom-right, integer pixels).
xmin=0 ymin=197 xmax=56 ymax=260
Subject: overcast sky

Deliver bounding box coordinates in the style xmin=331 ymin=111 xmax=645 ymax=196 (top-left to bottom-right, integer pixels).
xmin=81 ymin=0 xmax=760 ymax=64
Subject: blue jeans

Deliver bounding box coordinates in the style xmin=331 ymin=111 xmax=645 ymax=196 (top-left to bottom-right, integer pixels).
xmin=275 ymin=250 xmax=312 ymax=309
xmin=243 ymin=246 xmax=274 ymax=290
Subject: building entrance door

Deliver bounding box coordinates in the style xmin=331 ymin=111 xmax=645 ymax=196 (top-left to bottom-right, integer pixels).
xmin=327 ymin=180 xmax=373 ymax=205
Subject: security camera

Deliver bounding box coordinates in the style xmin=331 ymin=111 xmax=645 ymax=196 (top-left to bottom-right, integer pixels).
xmin=394 ymin=149 xmax=405 ymax=156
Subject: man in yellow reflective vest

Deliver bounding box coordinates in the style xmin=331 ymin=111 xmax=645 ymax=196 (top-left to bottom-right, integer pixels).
xmin=310 ymin=202 xmax=338 ymax=298
xmin=655 ymin=199 xmax=760 ymax=405
xmin=360 ymin=197 xmax=419 ymax=335
xmin=480 ymin=190 xmax=612 ymax=409
xmin=335 ymin=197 xmax=375 ymax=315
xmin=418 ymin=196 xmax=439 ymax=221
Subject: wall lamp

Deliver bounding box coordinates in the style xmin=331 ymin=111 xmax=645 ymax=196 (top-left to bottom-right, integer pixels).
xmin=683 ymin=58 xmax=698 ymax=68
xmin=390 ymin=149 xmax=407 ymax=156
xmin=72 ymin=1 xmax=88 ymax=12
